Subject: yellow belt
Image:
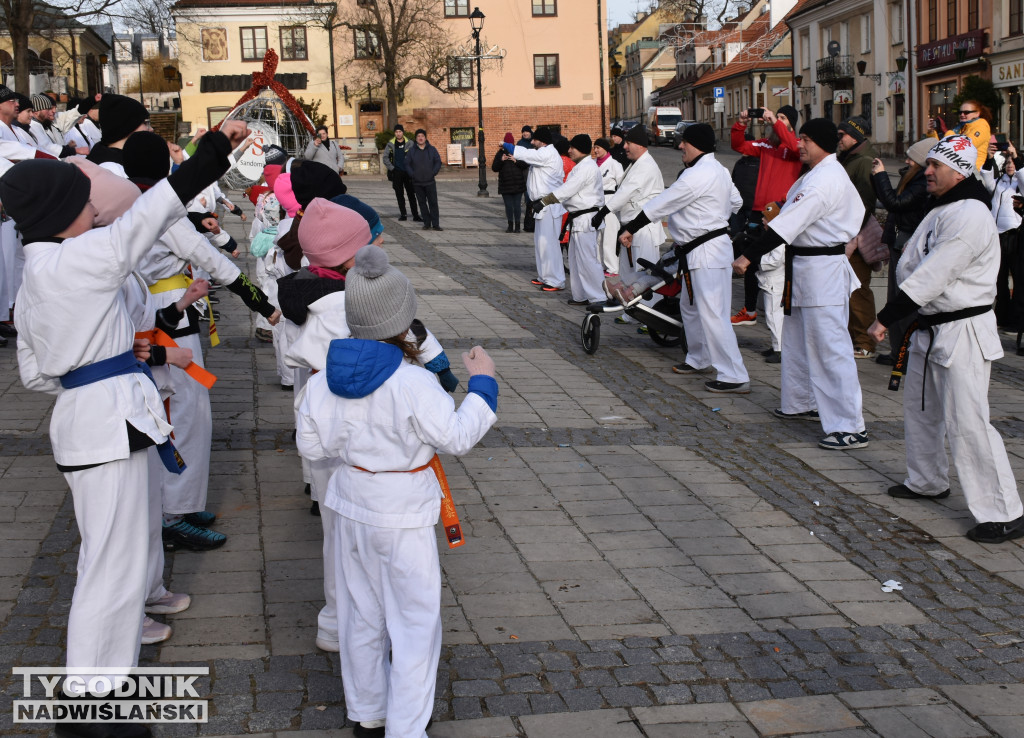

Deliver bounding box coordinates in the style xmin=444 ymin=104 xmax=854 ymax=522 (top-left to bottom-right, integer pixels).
xmin=147 ymin=274 xmax=220 ymax=347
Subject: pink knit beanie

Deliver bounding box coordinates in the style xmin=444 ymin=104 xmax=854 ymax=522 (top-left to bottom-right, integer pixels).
xmin=297 ymin=198 xmax=371 ymax=268
xmin=273 ymin=172 xmax=300 ymax=218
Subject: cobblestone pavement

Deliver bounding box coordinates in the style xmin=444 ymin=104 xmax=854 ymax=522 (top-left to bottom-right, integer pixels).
xmin=4 ymin=172 xmax=1024 ymax=737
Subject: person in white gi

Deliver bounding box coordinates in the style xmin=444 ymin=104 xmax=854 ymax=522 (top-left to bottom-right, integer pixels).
xmin=867 ymin=136 xmax=1024 ymax=544
xmin=505 ymin=127 xmax=566 ymax=291
xmin=532 ymin=134 xmax=606 ymax=305
xmin=734 ymin=119 xmax=868 ymax=449
xmin=592 ymin=125 xmax=665 ymax=322
xmin=59 ymin=97 xmax=104 ymax=152
xmin=296 ymin=245 xmax=497 ymax=738
xmin=594 ymin=137 xmax=623 ymax=275
xmin=620 ymin=123 xmax=749 ymax=392
xmin=2 ymin=121 xmax=251 ymax=738
xmin=29 ymin=94 xmax=87 ymax=157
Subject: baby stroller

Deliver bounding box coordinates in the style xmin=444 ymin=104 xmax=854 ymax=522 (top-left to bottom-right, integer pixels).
xmin=580 ymin=250 xmax=688 ymax=355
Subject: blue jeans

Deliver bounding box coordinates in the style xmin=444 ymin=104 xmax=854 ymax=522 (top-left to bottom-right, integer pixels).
xmin=501 ymin=193 xmax=523 ymax=225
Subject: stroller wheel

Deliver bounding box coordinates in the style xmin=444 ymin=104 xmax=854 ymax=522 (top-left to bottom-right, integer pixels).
xmin=581 ymin=314 xmax=601 ymax=354
xmin=648 ymin=328 xmax=682 ymax=347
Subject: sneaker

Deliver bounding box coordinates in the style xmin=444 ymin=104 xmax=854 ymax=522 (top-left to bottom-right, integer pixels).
xmin=183 ymin=511 xmax=216 ymax=527
xmin=765 ymin=351 xmax=781 ymax=364
xmin=141 ymin=617 xmax=171 ymax=645
xmin=818 ymin=431 xmax=869 ymax=450
xmin=730 ymin=307 xmax=757 ymax=326
xmin=966 ymin=516 xmax=1024 ymax=544
xmin=614 ymin=315 xmax=632 ymax=324
xmin=353 ymin=725 xmax=386 ymax=738
xmin=773 ymin=408 xmax=819 ymax=420
xmin=705 ymin=380 xmax=750 ymax=394
xmin=422 ymin=224 xmax=431 ymax=230
xmin=0 ymin=322 xmax=17 ymax=337
xmin=310 ymin=500 xmax=320 ymax=517
xmin=398 ymin=215 xmax=407 ymax=221
xmin=304 ymin=483 xmax=311 ymax=496
xmin=853 ymin=348 xmax=876 ymax=359
xmin=567 ymin=298 xmax=589 ymax=306
xmin=887 ymin=484 xmax=950 ymax=500
xmin=315 ymin=636 xmax=340 ymax=653
xmin=162 ymin=520 xmax=227 ymax=551
xmin=255 ymin=328 xmax=274 ymax=343
xmin=531 ymin=277 xmax=544 ymax=286
xmin=413 ymin=216 xmax=423 ymax=222
xmin=0 ymin=336 xmax=8 ymax=348
xmin=207 ymin=294 xmax=219 ymax=304
xmin=875 ymin=354 xmax=896 ymax=366
xmin=636 ymin=325 xmax=648 ymax=335
xmin=671 ymin=363 xmax=705 ymax=374
xmin=145 ymin=591 xmax=191 ymax=615
xmin=760 ymin=347 xmax=776 ymax=357
xmin=281 ymin=383 xmax=293 ymax=392
xmin=432 ymin=226 xmax=444 ymax=231
xmin=540 ymin=284 xmax=564 ymax=292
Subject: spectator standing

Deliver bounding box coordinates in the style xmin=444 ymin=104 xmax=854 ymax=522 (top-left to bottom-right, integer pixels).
xmin=980 ymin=142 xmax=1024 ymax=328
xmin=870 ymin=138 xmax=932 ymax=366
xmin=405 ymin=128 xmax=442 ymax=231
xmin=927 ymin=100 xmax=991 ymax=169
xmin=382 ymin=125 xmax=421 ymax=222
xmin=492 ymin=132 xmax=528 ymax=233
xmin=304 ymin=126 xmax=345 ymax=176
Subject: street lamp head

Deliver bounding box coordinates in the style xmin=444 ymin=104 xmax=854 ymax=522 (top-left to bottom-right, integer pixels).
xmin=856 ymin=59 xmax=867 ymax=75
xmin=758 ymin=71 xmax=766 ymax=87
xmin=99 ymin=54 xmax=108 ymax=65
xmin=163 ymin=65 xmax=178 ymax=81
xmin=896 ymin=53 xmax=907 ymax=72
xmin=794 ymin=73 xmax=803 ymax=87
xmin=469 ymin=7 xmax=485 ymax=33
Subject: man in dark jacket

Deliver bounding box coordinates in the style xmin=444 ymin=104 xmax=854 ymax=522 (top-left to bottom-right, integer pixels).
xmin=405 ymin=128 xmax=443 ymax=231
xmin=383 ymin=124 xmax=421 ymax=222
xmin=608 ymin=127 xmax=629 ymax=168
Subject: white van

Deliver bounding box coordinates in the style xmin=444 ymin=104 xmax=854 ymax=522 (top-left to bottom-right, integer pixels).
xmin=647 ymin=106 xmax=683 ymax=146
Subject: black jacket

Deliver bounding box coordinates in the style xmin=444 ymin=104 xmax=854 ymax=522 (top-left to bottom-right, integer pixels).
xmin=871 ymin=167 xmax=928 ymax=249
xmin=491 ymin=147 xmax=527 ymax=195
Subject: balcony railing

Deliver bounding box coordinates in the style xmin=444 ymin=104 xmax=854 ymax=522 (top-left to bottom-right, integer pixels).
xmin=816 ymin=55 xmax=854 ymax=86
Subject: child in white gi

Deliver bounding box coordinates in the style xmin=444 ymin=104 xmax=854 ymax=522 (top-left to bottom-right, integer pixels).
xmin=296 ymin=245 xmax=497 ymax=738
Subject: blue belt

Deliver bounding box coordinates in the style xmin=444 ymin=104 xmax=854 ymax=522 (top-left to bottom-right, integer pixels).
xmin=60 ymin=351 xmax=186 ymax=475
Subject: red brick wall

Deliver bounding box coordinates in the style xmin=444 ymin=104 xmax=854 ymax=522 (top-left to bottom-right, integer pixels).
xmin=412 ymin=104 xmax=606 ymax=163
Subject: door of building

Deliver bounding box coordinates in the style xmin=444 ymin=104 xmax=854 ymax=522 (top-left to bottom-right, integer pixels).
xmin=358 ymin=101 xmax=383 ymax=143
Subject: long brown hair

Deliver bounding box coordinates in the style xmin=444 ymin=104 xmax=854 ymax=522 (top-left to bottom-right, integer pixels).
xmin=896 ymin=162 xmax=923 ymax=194
xmin=382 ymin=331 xmax=423 ymax=362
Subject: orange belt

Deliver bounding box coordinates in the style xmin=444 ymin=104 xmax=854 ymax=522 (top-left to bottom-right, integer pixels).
xmin=135 ymin=328 xmax=218 ymax=391
xmin=353 ymin=454 xmax=464 ymax=548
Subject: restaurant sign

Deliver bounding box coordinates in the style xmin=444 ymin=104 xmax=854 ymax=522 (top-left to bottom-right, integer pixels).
xmin=916 ymin=30 xmax=985 ymax=71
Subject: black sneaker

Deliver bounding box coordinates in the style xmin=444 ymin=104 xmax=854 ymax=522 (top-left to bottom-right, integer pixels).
xmin=887 ymin=484 xmax=950 ymax=500
xmin=773 ymin=408 xmax=819 ymax=420
xmin=705 ymin=380 xmax=750 ymax=394
xmin=671 ymin=363 xmax=704 ymax=374
xmin=413 ymin=216 xmax=423 ymax=222
xmin=399 ymin=215 xmax=407 ymax=221
xmin=352 ymin=725 xmax=385 ymax=738
xmin=875 ymin=354 xmax=896 ymax=366
xmin=765 ymin=351 xmax=781 ymax=364
xmin=422 ymin=224 xmax=431 ymax=230
xmin=966 ymin=516 xmax=1024 ymax=544
xmin=310 ymin=501 xmax=320 ymax=517
xmin=819 ymin=431 xmax=869 ymax=450
xmin=567 ymin=298 xmax=589 ymax=306
xmin=432 ymin=226 xmax=444 ymax=231
xmin=760 ymin=347 xmax=776 ymax=357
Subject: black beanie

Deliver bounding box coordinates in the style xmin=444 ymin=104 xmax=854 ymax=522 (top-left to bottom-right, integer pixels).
xmin=263 ymin=144 xmax=289 ymax=166
xmin=800 ymin=118 xmax=839 ymax=154
xmin=610 ymin=127 xmax=624 ymax=138
xmin=98 ymin=94 xmax=150 ymax=144
xmin=624 ymin=125 xmax=649 ymax=147
xmin=0 ymin=160 xmax=91 ymax=241
xmin=123 ymin=131 xmax=171 ymax=181
xmin=393 ymin=124 xmax=404 ymax=132
xmin=533 ymin=127 xmax=553 ymax=145
xmin=838 ymin=116 xmax=871 ymax=144
xmin=594 ymin=137 xmax=612 ymax=152
xmin=14 ymin=93 xmax=32 ymax=112
xmin=681 ymin=123 xmax=716 ymax=153
xmin=521 ymin=125 xmax=533 ymax=134
xmin=0 ymin=86 xmax=15 ymax=104
xmin=569 ymin=133 xmax=592 ymax=155
xmin=553 ymin=136 xmax=570 ymax=157
xmin=290 ymin=160 xmax=346 ymax=208
xmin=777 ymin=105 xmax=799 ymax=128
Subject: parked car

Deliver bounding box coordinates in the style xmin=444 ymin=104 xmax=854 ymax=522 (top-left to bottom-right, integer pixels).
xmin=670 ymin=120 xmax=699 ymax=148
xmin=618 ymin=119 xmax=640 ymax=132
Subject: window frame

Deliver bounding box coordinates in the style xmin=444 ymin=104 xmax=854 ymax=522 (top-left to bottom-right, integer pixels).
xmin=444 ymin=0 xmax=469 ymax=17
xmin=239 ymin=26 xmax=267 ymax=62
xmin=447 ymin=57 xmax=472 ymax=89
xmin=967 ymin=0 xmax=979 ymax=30
xmin=532 ymin=0 xmax=557 ymax=17
xmin=279 ymin=26 xmax=308 ymax=61
xmin=928 ymin=0 xmax=937 ymax=41
xmin=353 ymin=28 xmax=381 ymax=59
xmin=947 ymin=0 xmax=956 ymax=36
xmin=1013 ymin=0 xmax=1024 ymax=36
xmin=533 ymin=53 xmax=559 ymax=87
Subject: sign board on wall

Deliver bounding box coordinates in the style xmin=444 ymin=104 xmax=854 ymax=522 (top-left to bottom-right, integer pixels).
xmin=833 ymin=89 xmax=853 ymax=104
xmin=338 ymin=115 xmax=353 ymax=126
xmin=446 ymin=144 xmax=463 ymax=166
xmin=772 ymin=86 xmax=790 ymax=97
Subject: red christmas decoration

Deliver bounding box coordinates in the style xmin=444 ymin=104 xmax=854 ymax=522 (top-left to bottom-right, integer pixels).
xmin=212 ymin=48 xmax=314 ymax=135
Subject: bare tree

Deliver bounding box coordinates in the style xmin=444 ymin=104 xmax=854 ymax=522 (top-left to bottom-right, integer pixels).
xmin=116 ymin=0 xmax=173 ymax=35
xmin=0 ymin=0 xmax=124 ymax=92
xmin=657 ymin=0 xmax=740 ymax=27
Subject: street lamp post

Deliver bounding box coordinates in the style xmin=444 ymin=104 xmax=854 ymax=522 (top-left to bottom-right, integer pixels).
xmin=470 ymin=7 xmax=487 ymax=197
xmin=135 ymin=44 xmax=144 ymax=105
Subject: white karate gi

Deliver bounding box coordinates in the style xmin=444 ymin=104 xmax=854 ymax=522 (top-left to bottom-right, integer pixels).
xmin=64 ymin=119 xmax=102 ymax=151
xmin=643 ymin=154 xmax=747 ymax=383
xmin=895 ymin=192 xmax=1024 ymax=523
xmin=296 ymin=357 xmax=495 ymax=738
xmin=552 ymin=156 xmax=605 ymax=303
xmin=598 ymin=155 xmax=624 ymax=274
xmin=758 ymin=246 xmax=785 ymax=351
xmin=513 ymin=143 xmax=566 ymax=288
xmin=605 ymin=150 xmax=665 ymax=277
xmin=768 ymin=154 xmax=866 ymax=434
xmin=28 ymin=118 xmax=65 ymax=155
xmin=266 ymin=218 xmax=299 ymax=387
xmin=16 ymin=180 xmax=186 ymax=689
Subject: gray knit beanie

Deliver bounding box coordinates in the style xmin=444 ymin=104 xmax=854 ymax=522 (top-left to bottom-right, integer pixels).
xmin=345 ymin=245 xmax=417 ymax=340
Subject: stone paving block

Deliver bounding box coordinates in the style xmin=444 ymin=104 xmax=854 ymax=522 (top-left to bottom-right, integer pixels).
xmin=469 ymin=616 xmax=574 ymax=644
xmin=740 ymin=695 xmax=862 ymax=735
xmin=556 ymin=599 xmax=659 ymax=626
xmin=714 ymin=571 xmax=806 ymax=596
xmin=941 ymin=683 xmax=1024 ymax=715
xmin=759 ymin=543 xmax=847 ymax=563
xmin=660 ymin=608 xmax=761 ymax=634
xmin=425 ymin=717 xmax=520 ymax=737
xmin=643 ymin=723 xmax=759 ymax=738
xmin=458 ymin=593 xmax=559 ymax=619
xmin=858 ymin=705 xmax=989 ymax=738
xmin=517 ymin=542 xmax=602 ymax=562
xmin=831 ymin=600 xmax=928 ymax=626
xmin=736 ymin=592 xmax=835 ymax=619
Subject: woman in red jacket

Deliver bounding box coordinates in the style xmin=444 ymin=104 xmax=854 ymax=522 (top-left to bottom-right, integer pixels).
xmin=729 ymin=105 xmax=803 ymax=326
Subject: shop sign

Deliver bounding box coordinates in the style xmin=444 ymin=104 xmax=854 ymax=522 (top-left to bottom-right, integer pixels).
xmin=995 ymin=59 xmax=1024 ymax=86
xmin=833 ymin=89 xmax=853 ymax=104
xmin=916 ymin=29 xmax=985 ymax=71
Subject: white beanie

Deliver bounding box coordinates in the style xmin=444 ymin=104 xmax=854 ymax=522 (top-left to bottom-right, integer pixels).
xmin=345 ymin=245 xmax=417 ymax=340
xmin=927 ymin=135 xmax=978 ymax=178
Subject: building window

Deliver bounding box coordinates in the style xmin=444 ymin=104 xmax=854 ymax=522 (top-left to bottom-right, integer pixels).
xmin=928 ymin=0 xmax=937 ymax=41
xmin=354 ymin=28 xmax=381 ymax=59
xmin=1013 ymin=0 xmax=1023 ymax=35
xmin=534 ymin=54 xmax=559 ymax=87
xmin=861 ymin=14 xmax=871 ymax=52
xmin=861 ymin=92 xmax=871 ymax=120
xmin=207 ymin=106 xmax=231 ymax=129
xmin=280 ymin=27 xmax=307 ymax=61
xmin=445 ymin=0 xmax=469 ymax=17
xmin=115 ymin=38 xmax=133 ymax=62
xmin=967 ymin=0 xmax=979 ymax=29
xmin=533 ymin=0 xmax=556 ymax=16
xmin=800 ymin=31 xmax=809 ymax=69
xmin=240 ymin=27 xmax=267 ymax=62
xmin=947 ymin=0 xmax=956 ymax=36
xmin=447 ymin=58 xmax=472 ymax=89
xmin=891 ymin=3 xmax=903 ymax=43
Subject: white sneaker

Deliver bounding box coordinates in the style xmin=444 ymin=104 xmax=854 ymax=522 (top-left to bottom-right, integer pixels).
xmin=315 ymin=636 xmax=340 ymax=653
xmin=145 ymin=591 xmax=191 ymax=615
xmin=141 ymin=616 xmax=172 ymax=644
xmin=819 ymin=431 xmax=869 ymax=450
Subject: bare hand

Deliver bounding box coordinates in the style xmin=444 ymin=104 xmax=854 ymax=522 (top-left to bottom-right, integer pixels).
xmin=267 ymin=309 xmax=282 ymax=326
xmin=165 ymin=347 xmax=194 ymax=369
xmin=867 ymin=319 xmax=887 ymax=344
xmin=762 ymin=109 xmax=777 ymax=125
xmin=75 ymin=146 xmax=89 ymax=155
xmin=732 ymin=255 xmax=751 ymax=275
xmin=618 ymin=232 xmax=633 ymax=250
xmin=230 ymin=249 xmax=240 ymax=258
xmin=1010 ymin=142 xmax=1018 ymax=158
xmin=184 ymin=278 xmax=210 ymax=303
xmin=133 ymin=337 xmax=151 ymax=362
xmin=220 ymin=120 xmax=251 ymax=149
xmin=462 ymin=345 xmax=495 ymax=377
xmin=239 ymin=213 xmax=247 ymax=222
xmin=871 ymin=158 xmax=885 ymax=175
xmin=738 ymin=109 xmax=750 ymax=124
xmin=313 ymin=138 xmax=321 ymax=146
xmin=194 ymin=127 xmax=207 ymax=139
xmin=201 ymin=217 xmax=218 ymax=232
xmin=168 ymin=143 xmax=184 ymax=164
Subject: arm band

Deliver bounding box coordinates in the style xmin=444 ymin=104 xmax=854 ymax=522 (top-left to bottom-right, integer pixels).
xmin=226 ymin=273 xmax=276 ymax=318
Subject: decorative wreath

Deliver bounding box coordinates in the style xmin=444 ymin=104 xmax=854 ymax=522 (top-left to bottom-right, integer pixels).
xmin=212 ymin=48 xmax=314 ymax=135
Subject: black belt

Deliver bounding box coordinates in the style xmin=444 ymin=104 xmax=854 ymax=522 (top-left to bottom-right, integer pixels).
xmin=889 ymin=304 xmax=992 ymax=409
xmin=603 ymin=190 xmax=616 ymax=195
xmin=782 ymin=244 xmax=846 ymax=315
xmin=673 ymin=228 xmax=730 ymax=305
xmin=560 ymin=206 xmax=602 ymax=240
